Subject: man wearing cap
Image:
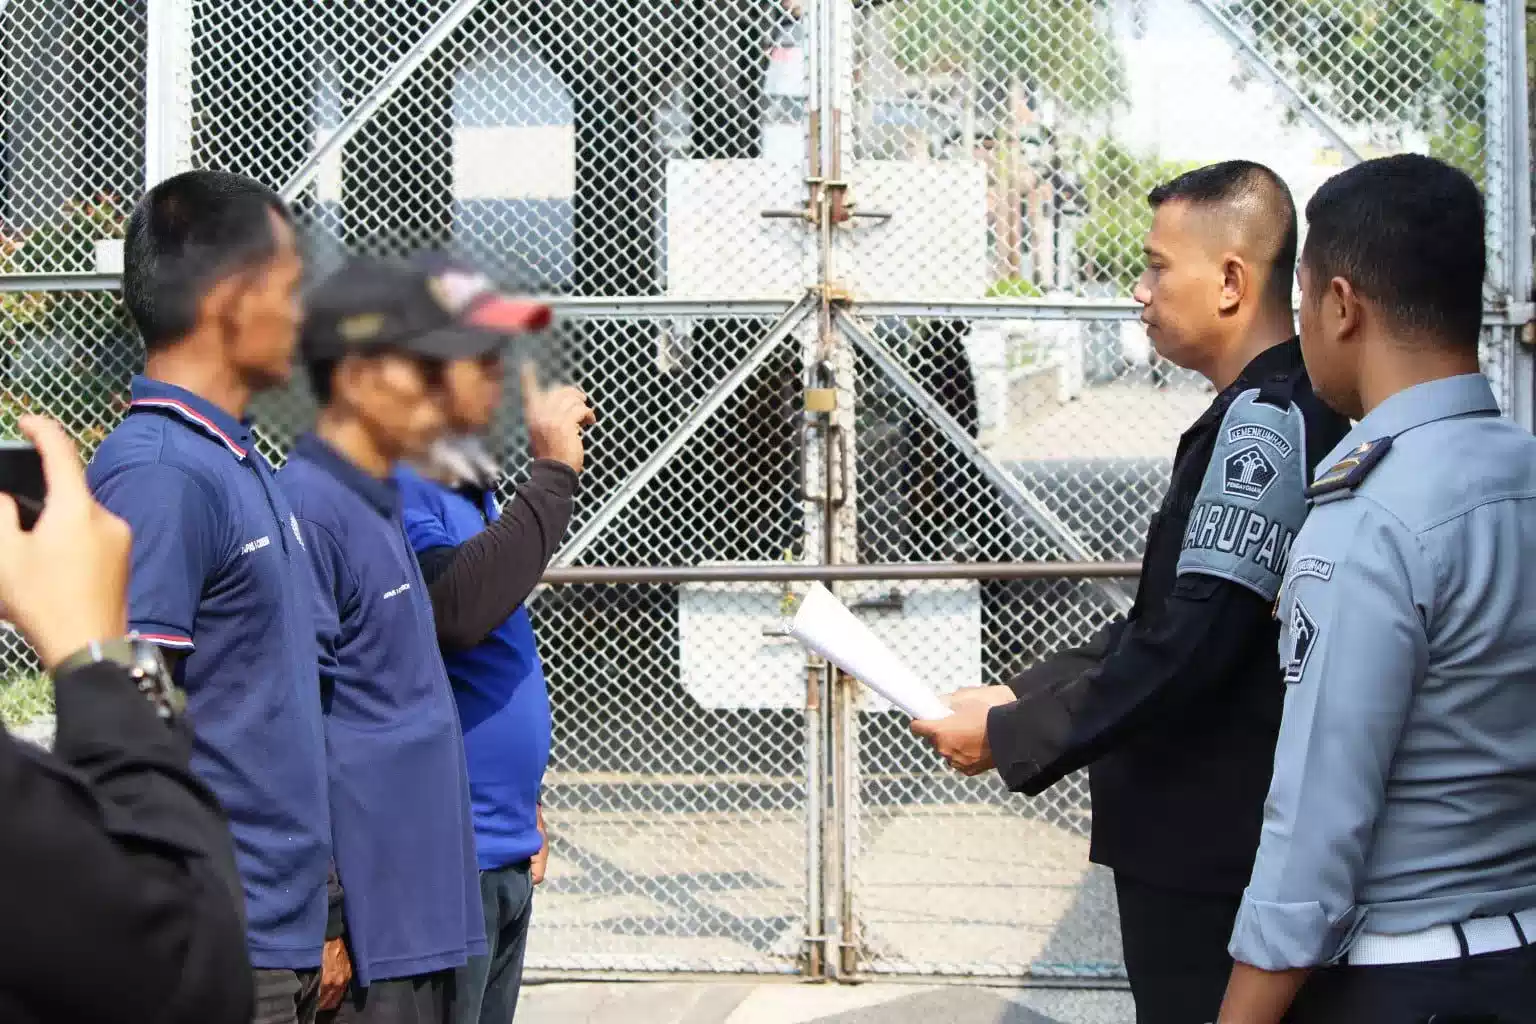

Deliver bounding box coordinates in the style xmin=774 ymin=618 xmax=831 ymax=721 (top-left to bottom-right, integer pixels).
xmin=390 ymin=256 xmax=591 ymax=1024
xmin=277 ymin=255 xmax=587 ymax=1023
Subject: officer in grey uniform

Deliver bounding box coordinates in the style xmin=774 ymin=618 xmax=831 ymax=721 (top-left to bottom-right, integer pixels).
xmin=1219 ymin=155 xmax=1536 ymax=1023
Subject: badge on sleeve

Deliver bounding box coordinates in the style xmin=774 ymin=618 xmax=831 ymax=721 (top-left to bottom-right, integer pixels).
xmin=1305 ymin=437 xmax=1393 ymax=504
xmin=1283 ymin=600 xmax=1318 ymax=683
xmin=1177 ymin=388 xmax=1308 ymax=603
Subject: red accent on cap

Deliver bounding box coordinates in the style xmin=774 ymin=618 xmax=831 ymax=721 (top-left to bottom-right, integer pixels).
xmin=465 ymin=294 xmax=552 ymax=333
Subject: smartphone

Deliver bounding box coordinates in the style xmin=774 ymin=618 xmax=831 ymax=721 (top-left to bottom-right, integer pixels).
xmin=0 ymin=440 xmax=46 ymax=531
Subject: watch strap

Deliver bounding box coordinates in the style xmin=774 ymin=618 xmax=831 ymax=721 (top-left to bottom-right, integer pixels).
xmin=52 ymin=636 xmax=184 ymax=721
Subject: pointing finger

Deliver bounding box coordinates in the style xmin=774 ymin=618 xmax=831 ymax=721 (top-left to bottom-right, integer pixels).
xmin=519 ymin=360 xmax=542 ymax=404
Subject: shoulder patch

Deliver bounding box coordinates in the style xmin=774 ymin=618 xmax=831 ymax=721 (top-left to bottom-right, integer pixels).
xmin=1305 ymin=437 xmax=1393 ymax=504
xmin=1177 ymin=389 xmax=1309 ymax=603
xmin=1283 ymin=599 xmax=1319 ymax=684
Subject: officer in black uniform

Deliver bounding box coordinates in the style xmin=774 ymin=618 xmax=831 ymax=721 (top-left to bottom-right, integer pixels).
xmin=913 ymin=161 xmax=1351 ymax=1024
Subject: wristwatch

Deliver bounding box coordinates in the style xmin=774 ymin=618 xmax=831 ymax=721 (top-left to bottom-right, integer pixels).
xmin=52 ymin=635 xmax=185 ymax=722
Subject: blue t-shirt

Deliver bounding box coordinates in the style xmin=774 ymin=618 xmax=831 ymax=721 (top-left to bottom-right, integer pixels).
xmin=395 ymin=464 xmax=552 ymax=871
xmin=279 ymin=434 xmax=484 ymax=986
xmin=87 ymin=377 xmax=332 ymax=970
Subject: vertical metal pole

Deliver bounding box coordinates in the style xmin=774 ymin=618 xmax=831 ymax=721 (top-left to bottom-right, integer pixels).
xmin=1503 ymin=1 xmax=1534 ymax=428
xmin=824 ymin=0 xmax=865 ymax=982
xmin=144 ymin=0 xmax=193 ymax=189
xmin=1487 ymin=0 xmax=1512 ymax=305
xmin=801 ymin=0 xmax=832 ymax=981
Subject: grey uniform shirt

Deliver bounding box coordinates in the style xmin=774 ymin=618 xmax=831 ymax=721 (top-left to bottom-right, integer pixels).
xmin=1229 ymin=373 xmax=1536 ymax=972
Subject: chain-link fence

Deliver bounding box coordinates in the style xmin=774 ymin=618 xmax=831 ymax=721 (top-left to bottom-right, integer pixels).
xmin=2 ymin=0 xmax=1531 ymax=984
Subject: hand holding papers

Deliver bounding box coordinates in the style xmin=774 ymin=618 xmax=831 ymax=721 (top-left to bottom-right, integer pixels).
xmin=788 ymin=583 xmax=952 ymax=720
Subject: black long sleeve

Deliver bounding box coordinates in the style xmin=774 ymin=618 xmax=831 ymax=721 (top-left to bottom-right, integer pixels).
xmin=419 ymin=459 xmax=577 ymax=652
xmin=1003 ymin=617 xmax=1126 ymax=701
xmin=988 ymin=573 xmax=1272 ymax=796
xmin=0 ymin=662 xmax=251 ymax=1024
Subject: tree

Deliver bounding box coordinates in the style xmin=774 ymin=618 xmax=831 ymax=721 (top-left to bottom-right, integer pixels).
xmin=1075 ymin=141 xmax=1194 ymax=294
xmin=887 ymin=0 xmax=1124 ymax=127
xmin=1223 ymin=0 xmax=1501 ymax=183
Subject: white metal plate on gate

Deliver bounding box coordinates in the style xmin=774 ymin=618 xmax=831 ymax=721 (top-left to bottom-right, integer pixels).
xmin=664 ymin=160 xmax=812 ymax=300
xmin=677 ymin=577 xmax=982 ymax=711
xmin=834 ymin=160 xmax=988 ymax=302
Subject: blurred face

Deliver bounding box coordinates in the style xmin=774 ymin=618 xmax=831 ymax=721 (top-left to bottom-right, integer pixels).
xmin=336 ymin=353 xmax=449 ymax=462
xmin=1132 ymin=201 xmax=1224 ymax=373
xmin=1296 ymin=259 xmax=1362 ymax=419
xmin=441 ymin=352 xmax=504 ymax=433
xmin=226 ymin=211 xmax=303 ymax=390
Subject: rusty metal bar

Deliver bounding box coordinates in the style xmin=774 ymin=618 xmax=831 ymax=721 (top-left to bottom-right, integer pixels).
xmin=539 ymin=562 xmax=1140 ymax=585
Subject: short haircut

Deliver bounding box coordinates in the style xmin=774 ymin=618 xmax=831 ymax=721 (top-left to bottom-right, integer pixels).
xmin=1303 ymin=154 xmax=1484 ymax=349
xmin=123 ymin=170 xmax=294 ymax=351
xmin=1148 ymin=160 xmax=1298 ymax=309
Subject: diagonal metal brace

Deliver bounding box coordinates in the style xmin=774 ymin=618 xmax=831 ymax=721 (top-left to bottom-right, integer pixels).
xmin=550 ymin=295 xmax=819 ymax=568
xmin=833 ymin=310 xmax=1134 ymax=615
xmin=279 ymin=0 xmax=487 ymax=203
xmin=1186 ymin=0 xmax=1363 ymax=166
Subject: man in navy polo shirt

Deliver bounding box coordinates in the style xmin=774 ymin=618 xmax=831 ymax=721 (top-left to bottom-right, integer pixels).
xmin=280 ymin=256 xmax=558 ymax=1024
xmin=87 ymin=170 xmax=345 ymax=1024
xmin=393 ymin=255 xmax=592 ymax=1024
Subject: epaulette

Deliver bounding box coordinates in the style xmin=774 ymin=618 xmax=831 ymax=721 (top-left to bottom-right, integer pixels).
xmin=1304 ymin=436 xmax=1393 ymax=504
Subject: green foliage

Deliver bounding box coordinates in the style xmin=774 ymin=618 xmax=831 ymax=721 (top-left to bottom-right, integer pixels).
xmin=1075 ymin=141 xmax=1198 ymax=295
xmin=889 ymin=0 xmax=1125 ymax=117
xmin=1225 ymin=0 xmax=1491 ymax=183
xmin=1 ymin=673 xmax=53 ymax=730
xmin=985 ymin=276 xmax=1045 ymax=299
xmin=1 ymin=195 xmax=135 ymax=448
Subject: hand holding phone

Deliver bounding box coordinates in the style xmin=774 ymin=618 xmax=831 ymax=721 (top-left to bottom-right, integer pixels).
xmin=0 ymin=417 xmax=131 ymax=668
xmin=0 ymin=440 xmax=45 ymax=531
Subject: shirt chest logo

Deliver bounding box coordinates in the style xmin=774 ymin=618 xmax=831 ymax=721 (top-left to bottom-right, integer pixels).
xmin=1223 ymin=444 xmax=1279 ymax=501
xmin=383 ymin=582 xmax=411 ymax=600
xmin=289 ymin=514 xmax=305 ymax=549
xmin=240 ymin=535 xmax=272 ymax=555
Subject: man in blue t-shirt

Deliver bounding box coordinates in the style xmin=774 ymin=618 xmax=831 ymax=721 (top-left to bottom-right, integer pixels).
xmin=87 ymin=171 xmax=347 ymax=1024
xmin=393 ymin=254 xmax=590 ymax=1023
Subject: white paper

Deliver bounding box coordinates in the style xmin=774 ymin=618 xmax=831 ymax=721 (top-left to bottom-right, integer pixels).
xmin=789 ymin=583 xmax=952 ymax=720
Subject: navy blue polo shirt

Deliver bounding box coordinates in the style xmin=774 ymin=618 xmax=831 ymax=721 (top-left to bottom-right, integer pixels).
xmin=395 ymin=464 xmax=552 ymax=871
xmin=278 ymin=434 xmax=484 ymax=986
xmin=87 ymin=376 xmax=332 ymax=970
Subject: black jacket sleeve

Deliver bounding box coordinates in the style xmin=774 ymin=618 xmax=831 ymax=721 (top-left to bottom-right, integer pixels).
xmin=1003 ymin=617 xmax=1126 ymax=701
xmin=0 ymin=662 xmax=251 ymax=1024
xmin=987 ymin=573 xmax=1271 ymax=795
xmin=420 ymin=460 xmax=578 ymax=652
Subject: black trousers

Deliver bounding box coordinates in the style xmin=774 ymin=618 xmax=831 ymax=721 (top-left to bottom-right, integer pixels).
xmin=452 ymin=860 xmax=534 ymax=1024
xmin=1114 ymin=872 xmax=1242 ymax=1024
xmin=324 ymin=970 xmax=455 ymax=1024
xmin=1288 ymin=943 xmax=1536 ymax=1023
xmin=253 ymin=968 xmax=321 ymax=1024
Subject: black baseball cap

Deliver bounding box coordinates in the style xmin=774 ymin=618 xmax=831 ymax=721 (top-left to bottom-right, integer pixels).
xmin=301 ymin=253 xmax=551 ymax=365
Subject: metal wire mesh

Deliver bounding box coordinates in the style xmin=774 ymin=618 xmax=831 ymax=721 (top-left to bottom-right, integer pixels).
xmin=0 ymin=1 xmax=142 ymax=275
xmin=0 ymin=0 xmax=1525 ymax=987
xmin=852 ymin=0 xmax=1489 ymax=302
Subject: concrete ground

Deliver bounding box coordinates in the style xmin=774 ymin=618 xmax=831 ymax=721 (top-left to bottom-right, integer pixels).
xmin=518 ymin=981 xmax=1134 ymax=1024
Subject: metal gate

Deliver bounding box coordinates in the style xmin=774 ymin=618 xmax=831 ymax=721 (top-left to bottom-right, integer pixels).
xmin=0 ymin=0 xmax=1532 ymax=983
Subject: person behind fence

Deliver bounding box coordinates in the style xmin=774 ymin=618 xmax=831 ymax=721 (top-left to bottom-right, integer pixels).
xmin=280 ymin=255 xmax=571 ymax=1024
xmin=1218 ymin=155 xmax=1536 ymax=1024
xmin=391 ymin=255 xmax=592 ymax=1024
xmin=85 ymin=170 xmax=350 ymax=1024
xmin=0 ymin=415 xmax=252 ymax=1024
xmin=909 ymin=160 xmax=1351 ymax=1024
